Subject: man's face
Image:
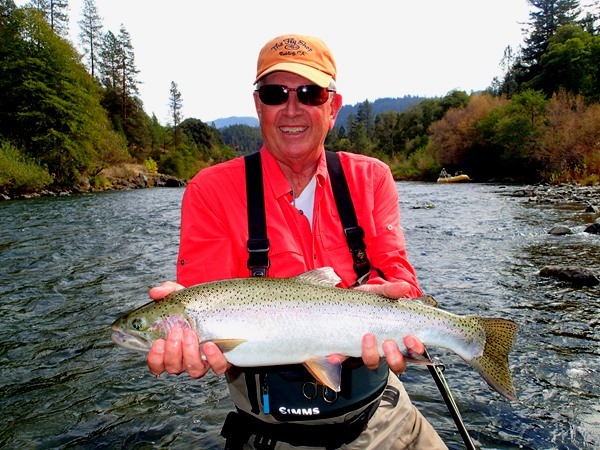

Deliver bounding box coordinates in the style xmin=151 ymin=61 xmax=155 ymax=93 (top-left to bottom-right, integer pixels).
xmin=253 ymin=72 xmax=342 ymax=165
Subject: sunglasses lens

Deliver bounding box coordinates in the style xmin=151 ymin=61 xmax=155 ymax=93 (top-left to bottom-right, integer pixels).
xmin=258 ymin=85 xmax=288 ymax=105
xmin=297 ymin=85 xmax=330 ymax=106
xmin=258 ymin=85 xmax=332 ymax=106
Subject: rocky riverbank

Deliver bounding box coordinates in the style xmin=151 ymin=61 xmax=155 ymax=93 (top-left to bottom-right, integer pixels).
xmin=509 ymin=183 xmax=600 ymax=286
xmin=0 ymin=164 xmax=186 ymax=201
xmin=512 ymin=183 xmax=600 ymax=212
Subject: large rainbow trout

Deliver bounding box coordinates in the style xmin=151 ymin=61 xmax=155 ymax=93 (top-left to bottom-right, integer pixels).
xmin=112 ymin=267 xmax=518 ymax=400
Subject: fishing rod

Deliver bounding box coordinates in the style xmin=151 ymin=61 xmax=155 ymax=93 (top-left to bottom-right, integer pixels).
xmin=424 ymin=348 xmax=478 ymax=450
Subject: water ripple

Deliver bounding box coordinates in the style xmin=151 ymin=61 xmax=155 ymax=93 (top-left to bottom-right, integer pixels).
xmin=0 ymin=184 xmax=599 ymax=449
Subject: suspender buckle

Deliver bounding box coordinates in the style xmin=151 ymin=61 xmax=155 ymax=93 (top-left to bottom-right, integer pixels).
xmin=344 ymin=227 xmax=371 ymax=286
xmin=247 ymin=238 xmax=270 ymax=253
xmin=343 ymin=226 xmax=365 ymax=249
xmin=247 ymin=238 xmax=270 ymax=277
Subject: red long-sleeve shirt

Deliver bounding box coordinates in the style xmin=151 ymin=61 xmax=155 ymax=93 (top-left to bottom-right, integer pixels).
xmin=177 ymin=148 xmax=421 ymax=296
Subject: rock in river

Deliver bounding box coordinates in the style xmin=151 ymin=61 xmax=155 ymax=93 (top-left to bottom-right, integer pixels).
xmin=539 ymin=265 xmax=599 ymax=286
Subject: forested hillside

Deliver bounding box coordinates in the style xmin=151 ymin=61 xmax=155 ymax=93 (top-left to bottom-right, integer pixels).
xmin=327 ymin=0 xmax=599 ymax=183
xmin=1 ymin=0 xmax=599 ymax=197
xmin=0 ymin=0 xmax=234 ymax=196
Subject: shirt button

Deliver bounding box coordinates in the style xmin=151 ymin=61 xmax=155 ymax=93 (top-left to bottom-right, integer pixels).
xmin=387 ymin=224 xmax=394 ymax=231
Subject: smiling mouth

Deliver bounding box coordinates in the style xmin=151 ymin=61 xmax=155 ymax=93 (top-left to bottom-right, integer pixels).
xmin=280 ymin=126 xmax=307 ymax=134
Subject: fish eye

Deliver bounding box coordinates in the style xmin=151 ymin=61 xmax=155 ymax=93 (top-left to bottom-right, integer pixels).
xmin=131 ymin=317 xmax=146 ymax=331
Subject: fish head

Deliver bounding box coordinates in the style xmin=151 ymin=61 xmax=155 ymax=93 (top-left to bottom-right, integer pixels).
xmin=111 ymin=298 xmax=192 ymax=353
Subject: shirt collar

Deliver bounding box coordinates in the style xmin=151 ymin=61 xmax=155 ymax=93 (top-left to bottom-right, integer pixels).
xmin=259 ymin=147 xmax=328 ymax=198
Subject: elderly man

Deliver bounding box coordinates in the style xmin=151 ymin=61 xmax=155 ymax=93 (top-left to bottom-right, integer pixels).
xmin=147 ymin=34 xmax=447 ymax=449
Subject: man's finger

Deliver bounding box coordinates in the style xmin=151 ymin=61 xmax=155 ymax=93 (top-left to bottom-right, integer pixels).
xmin=148 ymin=339 xmax=166 ymax=376
xmin=163 ymin=327 xmax=184 ymax=374
xmin=383 ymin=339 xmax=406 ymax=375
xmin=203 ymin=342 xmax=232 ymax=375
xmin=182 ymin=329 xmax=208 ymax=378
xmin=361 ymin=333 xmax=380 ymax=370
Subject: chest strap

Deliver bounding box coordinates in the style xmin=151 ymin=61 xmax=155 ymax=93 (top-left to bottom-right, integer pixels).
xmin=325 ymin=151 xmax=371 ymax=286
xmin=244 ymin=151 xmax=371 ymax=285
xmin=245 ymin=152 xmax=270 ymax=278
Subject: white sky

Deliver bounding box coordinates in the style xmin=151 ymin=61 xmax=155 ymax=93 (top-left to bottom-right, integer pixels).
xmin=17 ymin=0 xmax=533 ymax=124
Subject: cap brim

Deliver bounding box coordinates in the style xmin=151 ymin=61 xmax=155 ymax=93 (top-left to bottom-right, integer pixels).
xmin=255 ymin=62 xmax=332 ymax=88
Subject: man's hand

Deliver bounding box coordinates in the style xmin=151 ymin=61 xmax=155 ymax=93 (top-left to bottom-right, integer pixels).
xmin=146 ymin=282 xmax=232 ymax=378
xmin=353 ymin=279 xmax=411 ymax=299
xmin=354 ymin=280 xmax=425 ymax=374
xmin=361 ymin=334 xmax=424 ymax=374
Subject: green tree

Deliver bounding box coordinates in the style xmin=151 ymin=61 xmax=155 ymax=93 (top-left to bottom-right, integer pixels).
xmin=356 ymin=100 xmax=374 ymax=140
xmin=0 ymin=6 xmax=127 ymax=187
xmin=97 ymin=25 xmax=147 ymax=149
xmin=78 ymin=0 xmax=103 ymax=79
xmin=535 ymin=25 xmax=600 ymax=100
xmin=30 ymin=0 xmax=69 ymax=36
xmin=519 ymin=0 xmax=582 ymax=84
xmin=1 ymin=0 xmax=17 ymax=25
xmin=372 ymin=112 xmax=399 ymax=156
xmin=220 ymin=124 xmax=263 ymax=154
xmin=98 ymin=30 xmax=120 ymax=89
xmin=169 ymin=81 xmax=183 ymax=146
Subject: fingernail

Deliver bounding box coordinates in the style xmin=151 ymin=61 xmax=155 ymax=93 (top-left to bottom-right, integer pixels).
xmin=154 ymin=339 xmax=165 ymax=353
xmin=203 ymin=342 xmax=216 ymax=356
xmin=169 ymin=327 xmax=182 ymax=339
xmin=364 ymin=334 xmax=376 ymax=348
xmin=383 ymin=340 xmax=395 ymax=354
xmin=183 ymin=330 xmax=196 ymax=345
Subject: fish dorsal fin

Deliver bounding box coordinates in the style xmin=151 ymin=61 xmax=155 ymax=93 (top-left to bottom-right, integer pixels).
xmin=294 ymin=267 xmax=341 ymax=288
xmin=304 ymin=357 xmax=343 ymax=392
xmin=412 ymin=295 xmax=438 ymax=307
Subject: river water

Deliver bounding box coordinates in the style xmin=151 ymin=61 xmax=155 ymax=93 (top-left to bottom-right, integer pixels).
xmin=0 ymin=183 xmax=598 ymax=449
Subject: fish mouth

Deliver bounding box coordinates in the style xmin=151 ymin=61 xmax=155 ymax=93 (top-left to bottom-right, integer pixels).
xmin=111 ymin=329 xmax=152 ymax=353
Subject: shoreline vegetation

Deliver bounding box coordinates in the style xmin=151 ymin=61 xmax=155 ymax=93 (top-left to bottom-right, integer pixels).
xmin=1 ymin=2 xmax=599 ymax=201
xmin=0 ymin=163 xmax=185 ymax=201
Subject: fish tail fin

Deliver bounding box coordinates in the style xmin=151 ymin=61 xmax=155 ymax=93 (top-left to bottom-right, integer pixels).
xmin=470 ymin=317 xmax=518 ymax=401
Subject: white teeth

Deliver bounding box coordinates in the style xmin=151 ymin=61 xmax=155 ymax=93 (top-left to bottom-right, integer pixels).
xmin=280 ymin=126 xmax=307 ymax=134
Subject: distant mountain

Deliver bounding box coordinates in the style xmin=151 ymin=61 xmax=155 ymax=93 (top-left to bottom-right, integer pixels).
xmin=211 ymin=116 xmax=259 ymax=129
xmin=210 ymin=96 xmax=428 ymax=130
xmin=335 ymin=95 xmax=428 ymax=129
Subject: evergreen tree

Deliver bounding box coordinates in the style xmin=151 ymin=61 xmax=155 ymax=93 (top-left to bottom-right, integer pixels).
xmin=78 ymin=0 xmax=103 ymax=79
xmin=114 ymin=25 xmax=139 ymax=125
xmin=0 ymin=5 xmax=127 ymax=186
xmin=30 ymin=0 xmax=69 ymax=36
xmin=97 ymin=25 xmax=145 ymax=148
xmin=356 ymin=100 xmax=374 ymax=140
xmin=169 ymin=81 xmax=183 ymax=145
xmin=98 ymin=30 xmax=120 ymax=89
xmin=580 ymin=0 xmax=599 ymax=33
xmin=519 ymin=0 xmax=582 ymax=83
xmin=1 ymin=0 xmax=17 ymax=25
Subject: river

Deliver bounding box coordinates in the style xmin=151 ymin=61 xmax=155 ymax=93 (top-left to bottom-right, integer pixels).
xmin=0 ymin=183 xmax=598 ymax=449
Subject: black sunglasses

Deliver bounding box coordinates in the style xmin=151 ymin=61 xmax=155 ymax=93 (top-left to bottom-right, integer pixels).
xmin=256 ymin=84 xmax=335 ymax=106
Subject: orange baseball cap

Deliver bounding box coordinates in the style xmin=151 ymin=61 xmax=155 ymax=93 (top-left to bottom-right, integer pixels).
xmin=255 ymin=34 xmax=337 ymax=88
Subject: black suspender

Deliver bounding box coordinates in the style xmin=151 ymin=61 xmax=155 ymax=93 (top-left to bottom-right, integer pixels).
xmin=325 ymin=151 xmax=371 ymax=286
xmin=244 ymin=150 xmax=371 ymax=285
xmin=245 ymin=152 xmax=270 ymax=277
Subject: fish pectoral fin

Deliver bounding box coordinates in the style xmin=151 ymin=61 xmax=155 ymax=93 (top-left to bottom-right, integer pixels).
xmin=304 ymin=357 xmax=342 ymax=392
xmin=402 ymin=348 xmax=435 ymax=366
xmin=206 ymin=339 xmax=247 ymax=353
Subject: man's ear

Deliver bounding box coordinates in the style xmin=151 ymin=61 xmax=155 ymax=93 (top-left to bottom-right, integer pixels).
xmin=329 ymin=93 xmax=343 ymax=130
xmin=253 ymin=91 xmax=262 ymax=120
